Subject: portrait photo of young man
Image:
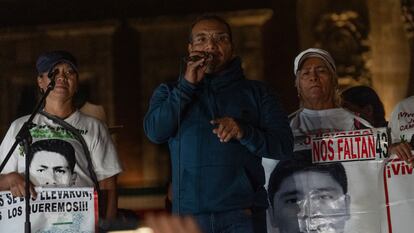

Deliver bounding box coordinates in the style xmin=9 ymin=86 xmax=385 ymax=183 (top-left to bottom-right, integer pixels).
xmin=29 ymin=139 xmax=77 ymax=187
xmin=268 ymin=159 xmax=350 ymax=233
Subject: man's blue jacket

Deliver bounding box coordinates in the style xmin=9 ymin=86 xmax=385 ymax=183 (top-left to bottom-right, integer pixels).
xmin=144 ymin=57 xmax=293 ymax=214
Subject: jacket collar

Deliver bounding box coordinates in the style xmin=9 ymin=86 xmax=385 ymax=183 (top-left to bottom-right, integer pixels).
xmin=202 ymin=56 xmax=244 ymax=91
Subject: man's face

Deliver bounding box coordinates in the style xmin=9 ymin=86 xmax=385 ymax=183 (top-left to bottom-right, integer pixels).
xmin=271 ymin=171 xmax=350 ymax=233
xmin=29 ymin=151 xmax=74 ymax=186
xmin=37 ymin=62 xmax=78 ymax=101
xmin=188 ymin=19 xmax=233 ymax=73
xmin=297 ymin=57 xmax=335 ymax=107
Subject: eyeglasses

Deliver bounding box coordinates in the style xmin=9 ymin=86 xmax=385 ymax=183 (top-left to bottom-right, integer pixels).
xmin=298 ymin=66 xmax=330 ymax=79
xmin=191 ymin=32 xmax=231 ymax=46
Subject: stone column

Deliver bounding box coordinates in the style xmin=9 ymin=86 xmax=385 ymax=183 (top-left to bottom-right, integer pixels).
xmin=367 ymin=0 xmax=410 ymax=118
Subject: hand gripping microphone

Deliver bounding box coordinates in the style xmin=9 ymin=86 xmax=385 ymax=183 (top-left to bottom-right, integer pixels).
xmin=184 ymin=51 xmax=213 ymax=62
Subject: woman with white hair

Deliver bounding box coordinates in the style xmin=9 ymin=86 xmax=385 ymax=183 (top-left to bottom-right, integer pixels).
xmin=289 ymin=48 xmax=372 ymax=151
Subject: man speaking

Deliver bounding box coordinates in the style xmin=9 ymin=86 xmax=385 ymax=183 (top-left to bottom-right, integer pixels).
xmin=144 ymin=14 xmax=293 ymax=233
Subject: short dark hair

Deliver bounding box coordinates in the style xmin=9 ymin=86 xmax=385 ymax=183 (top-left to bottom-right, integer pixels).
xmin=30 ymin=139 xmax=76 ymax=172
xmin=188 ymin=14 xmax=233 ymax=43
xmin=341 ymin=85 xmax=386 ymax=127
xmin=268 ymin=159 xmax=348 ymax=207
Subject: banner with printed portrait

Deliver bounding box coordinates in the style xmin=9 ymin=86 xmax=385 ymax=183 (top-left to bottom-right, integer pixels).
xmin=0 ymin=187 xmax=97 ymax=232
xmin=310 ymin=128 xmax=388 ymax=233
xmin=266 ymin=128 xmax=414 ymax=233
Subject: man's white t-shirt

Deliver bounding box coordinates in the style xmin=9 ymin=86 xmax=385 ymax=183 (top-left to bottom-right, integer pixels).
xmin=0 ymin=110 xmax=122 ymax=187
xmin=290 ymin=107 xmax=373 ymax=151
xmin=263 ymin=107 xmax=372 ymax=187
xmin=389 ymin=96 xmax=414 ymax=144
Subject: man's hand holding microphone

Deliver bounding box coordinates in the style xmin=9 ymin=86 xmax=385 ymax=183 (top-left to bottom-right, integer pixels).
xmin=184 ymin=51 xmax=214 ymax=84
xmin=184 ymin=51 xmax=244 ymax=143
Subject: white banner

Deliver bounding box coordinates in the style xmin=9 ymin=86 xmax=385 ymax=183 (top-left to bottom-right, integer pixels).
xmin=382 ymin=157 xmax=414 ymax=233
xmin=0 ymin=187 xmax=97 ymax=232
xmin=265 ymin=128 xmax=414 ymax=233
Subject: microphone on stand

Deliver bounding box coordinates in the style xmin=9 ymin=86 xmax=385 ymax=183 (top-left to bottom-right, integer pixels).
xmin=47 ymin=69 xmax=59 ymax=89
xmin=48 ymin=69 xmax=59 ymax=80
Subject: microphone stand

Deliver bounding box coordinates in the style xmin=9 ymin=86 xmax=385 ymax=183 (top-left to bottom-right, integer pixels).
xmin=0 ymin=71 xmax=56 ymax=233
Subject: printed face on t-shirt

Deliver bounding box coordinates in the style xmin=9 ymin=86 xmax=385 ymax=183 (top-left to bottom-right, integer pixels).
xmin=271 ymin=171 xmax=350 ymax=233
xmin=29 ymin=151 xmax=74 ymax=186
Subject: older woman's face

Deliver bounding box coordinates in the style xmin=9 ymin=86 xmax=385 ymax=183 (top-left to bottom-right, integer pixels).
xmin=297 ymin=57 xmax=334 ymax=106
xmin=37 ymin=62 xmax=78 ymax=102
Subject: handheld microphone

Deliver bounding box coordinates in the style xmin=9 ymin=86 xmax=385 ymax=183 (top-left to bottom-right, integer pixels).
xmin=184 ymin=52 xmax=213 ymax=62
